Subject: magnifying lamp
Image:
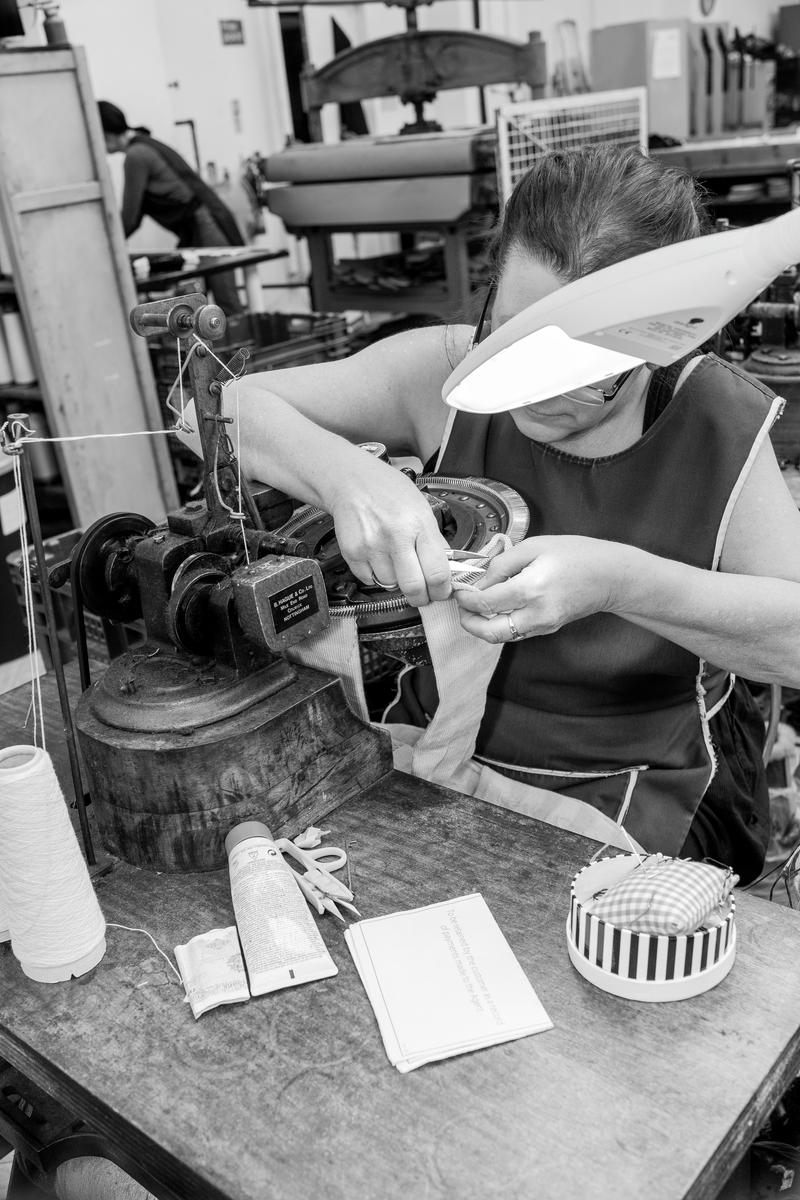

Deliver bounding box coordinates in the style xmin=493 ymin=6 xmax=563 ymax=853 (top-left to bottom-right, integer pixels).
xmin=443 ymin=205 xmax=800 ymax=414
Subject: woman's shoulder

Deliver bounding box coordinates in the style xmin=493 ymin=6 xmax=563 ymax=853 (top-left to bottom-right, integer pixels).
xmin=443 ymin=323 xmax=474 ymax=370
xmin=125 ymin=138 xmax=159 ymax=161
xmin=646 ymin=351 xmax=779 ymax=434
xmin=694 ymin=352 xmax=778 ymax=410
xmin=123 ymin=139 xmax=164 ymax=175
xmin=362 ymin=322 xmax=473 ymax=387
xmin=380 ymin=322 xmax=472 ymax=369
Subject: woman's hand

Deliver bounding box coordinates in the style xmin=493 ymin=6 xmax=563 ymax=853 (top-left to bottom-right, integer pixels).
xmin=453 ymin=535 xmax=629 ymax=643
xmin=329 ymin=458 xmax=452 ymax=607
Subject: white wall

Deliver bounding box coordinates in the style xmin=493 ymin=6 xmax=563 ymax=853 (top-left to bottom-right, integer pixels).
xmin=56 ymin=0 xmax=291 ymax=176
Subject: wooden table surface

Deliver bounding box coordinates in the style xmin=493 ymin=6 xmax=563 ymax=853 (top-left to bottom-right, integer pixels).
xmin=2 ymin=668 xmax=800 ymax=1200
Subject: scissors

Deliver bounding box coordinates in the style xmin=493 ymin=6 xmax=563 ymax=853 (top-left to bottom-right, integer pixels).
xmin=275 ymin=838 xmax=361 ymax=922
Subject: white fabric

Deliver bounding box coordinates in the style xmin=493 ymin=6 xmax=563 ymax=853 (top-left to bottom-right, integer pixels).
xmin=287 ymin=556 xmax=642 ymax=852
xmin=395 ymin=601 xmax=643 ymax=854
xmin=286 ymin=614 xmax=369 ymax=720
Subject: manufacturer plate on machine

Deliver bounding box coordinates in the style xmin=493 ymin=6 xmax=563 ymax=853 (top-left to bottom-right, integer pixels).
xmin=269 ymin=577 xmax=320 ymax=633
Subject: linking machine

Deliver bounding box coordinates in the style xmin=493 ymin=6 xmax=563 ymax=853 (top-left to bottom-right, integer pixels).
xmin=263 ymin=0 xmax=547 ymax=319
xmin=38 ymin=294 xmax=528 ymax=872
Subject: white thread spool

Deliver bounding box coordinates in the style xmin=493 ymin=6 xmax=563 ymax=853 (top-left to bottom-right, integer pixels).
xmin=0 ymin=745 xmax=106 ymax=981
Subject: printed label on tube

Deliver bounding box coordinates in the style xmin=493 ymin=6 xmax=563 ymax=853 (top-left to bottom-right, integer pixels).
xmin=227 ymin=828 xmax=337 ymax=996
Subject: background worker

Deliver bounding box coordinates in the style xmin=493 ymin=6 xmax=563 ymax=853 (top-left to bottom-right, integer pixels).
xmin=98 ymin=100 xmax=245 ymax=314
xmin=216 ymin=146 xmax=800 ymax=883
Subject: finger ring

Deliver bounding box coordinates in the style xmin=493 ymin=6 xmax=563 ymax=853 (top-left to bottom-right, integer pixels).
xmin=506 ymin=613 xmax=524 ymax=641
xmin=370 ymin=569 xmax=397 ymax=589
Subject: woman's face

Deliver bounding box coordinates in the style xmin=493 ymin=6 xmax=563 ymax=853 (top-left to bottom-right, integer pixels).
xmin=493 ymin=247 xmax=640 ymax=445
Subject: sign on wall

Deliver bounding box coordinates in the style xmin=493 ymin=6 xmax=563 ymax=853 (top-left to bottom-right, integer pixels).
xmin=220 ymin=19 xmax=245 ymax=45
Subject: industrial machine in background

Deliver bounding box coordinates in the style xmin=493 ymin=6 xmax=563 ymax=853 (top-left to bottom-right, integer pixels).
xmin=265 ymin=128 xmax=500 ymax=320
xmin=28 ymin=294 xmax=527 ymax=874
xmin=261 ymin=0 xmax=546 ymax=322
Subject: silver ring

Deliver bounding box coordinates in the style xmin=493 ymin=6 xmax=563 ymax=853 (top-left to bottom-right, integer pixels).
xmin=506 ymin=613 xmax=524 ymax=641
xmin=370 ymin=569 xmax=397 ymax=590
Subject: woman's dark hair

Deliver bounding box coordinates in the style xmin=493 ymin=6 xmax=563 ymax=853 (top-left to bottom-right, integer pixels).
xmin=98 ymin=100 xmax=128 ymax=135
xmin=491 ymin=145 xmax=711 ymax=282
xmin=98 ymin=101 xmax=151 ymax=138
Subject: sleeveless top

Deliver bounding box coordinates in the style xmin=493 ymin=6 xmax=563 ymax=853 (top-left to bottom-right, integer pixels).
xmin=434 ymin=353 xmax=782 ymax=857
xmin=126 ymin=135 xmax=244 ymax=246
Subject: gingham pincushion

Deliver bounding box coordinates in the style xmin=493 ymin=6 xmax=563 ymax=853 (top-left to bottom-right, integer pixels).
xmin=566 ymin=855 xmax=737 ymax=999
xmin=584 ymin=854 xmax=737 ymax=936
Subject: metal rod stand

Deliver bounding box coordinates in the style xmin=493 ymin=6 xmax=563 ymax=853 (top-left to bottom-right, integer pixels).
xmin=4 ymin=415 xmax=96 ymax=864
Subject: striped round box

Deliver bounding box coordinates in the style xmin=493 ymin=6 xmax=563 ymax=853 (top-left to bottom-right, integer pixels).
xmin=566 ymin=855 xmax=736 ymax=1002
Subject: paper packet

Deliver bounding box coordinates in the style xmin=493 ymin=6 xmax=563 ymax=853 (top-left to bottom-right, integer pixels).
xmin=174 ymin=926 xmax=250 ymax=1019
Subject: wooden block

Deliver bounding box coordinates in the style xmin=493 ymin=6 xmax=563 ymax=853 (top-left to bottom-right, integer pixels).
xmin=75 ymin=664 xmax=393 ymax=871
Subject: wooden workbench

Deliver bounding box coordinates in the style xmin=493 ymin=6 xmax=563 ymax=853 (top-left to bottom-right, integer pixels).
xmin=1 ymin=667 xmax=800 ymax=1200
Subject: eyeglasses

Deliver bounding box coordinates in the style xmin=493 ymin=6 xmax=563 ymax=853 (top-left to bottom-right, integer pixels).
xmin=564 ymin=369 xmax=635 ymax=407
xmin=469 ymin=280 xmax=634 ymax=407
xmin=470 ymin=280 xmax=496 ymax=350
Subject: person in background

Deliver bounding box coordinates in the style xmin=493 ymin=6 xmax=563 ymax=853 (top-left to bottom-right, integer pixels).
xmin=98 ymin=100 xmax=245 ymax=315
xmin=221 ymin=145 xmax=800 ymax=885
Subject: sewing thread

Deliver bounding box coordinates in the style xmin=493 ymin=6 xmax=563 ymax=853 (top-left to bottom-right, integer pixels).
xmin=0 ymin=744 xmax=106 ymax=982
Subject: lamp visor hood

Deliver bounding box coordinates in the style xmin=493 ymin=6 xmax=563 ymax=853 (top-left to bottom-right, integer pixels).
xmin=443 ymin=324 xmax=645 ymax=414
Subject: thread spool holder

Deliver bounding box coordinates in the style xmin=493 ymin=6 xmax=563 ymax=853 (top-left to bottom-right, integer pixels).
xmin=129 ymin=292 xmax=267 ymax=534
xmin=0 ymin=413 xmax=95 ymax=864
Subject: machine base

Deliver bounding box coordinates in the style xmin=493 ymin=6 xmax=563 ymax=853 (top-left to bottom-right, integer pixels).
xmin=76 ymin=662 xmax=393 ymax=871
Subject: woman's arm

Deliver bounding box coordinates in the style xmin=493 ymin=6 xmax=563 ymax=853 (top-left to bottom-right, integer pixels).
xmin=120 ymin=145 xmax=151 ymax=237
xmin=233 ymin=323 xmax=467 ymax=472
xmin=455 ymin=440 xmax=800 ymax=686
xmin=214 ymin=324 xmax=472 ymax=605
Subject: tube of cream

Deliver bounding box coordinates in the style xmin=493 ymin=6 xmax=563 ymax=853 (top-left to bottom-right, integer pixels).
xmin=224 ymin=820 xmax=338 ymax=996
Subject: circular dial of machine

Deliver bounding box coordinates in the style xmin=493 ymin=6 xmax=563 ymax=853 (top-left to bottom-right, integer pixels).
xmin=74 ymin=512 xmax=157 ymax=623
xmin=275 ymin=474 xmax=529 ymax=658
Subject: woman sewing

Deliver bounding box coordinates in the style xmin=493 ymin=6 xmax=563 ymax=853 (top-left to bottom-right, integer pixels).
xmin=224 ymin=145 xmax=800 ymax=885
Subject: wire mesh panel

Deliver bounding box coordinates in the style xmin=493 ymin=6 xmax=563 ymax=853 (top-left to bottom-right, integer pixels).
xmin=496 ymin=88 xmax=648 ymax=203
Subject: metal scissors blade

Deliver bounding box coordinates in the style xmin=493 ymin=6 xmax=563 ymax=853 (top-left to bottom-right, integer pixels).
xmin=446 ymin=548 xmax=494 ymax=566
xmin=276 ymin=839 xmax=356 ymax=904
